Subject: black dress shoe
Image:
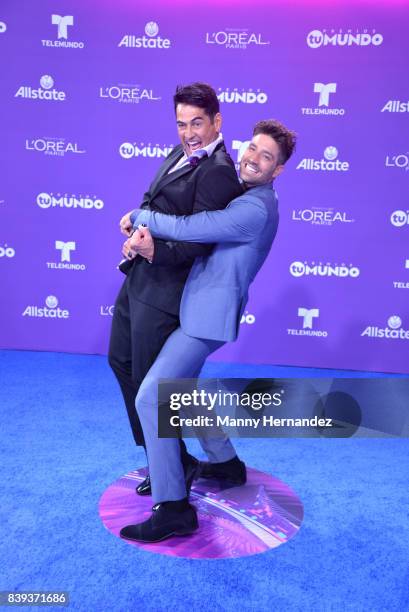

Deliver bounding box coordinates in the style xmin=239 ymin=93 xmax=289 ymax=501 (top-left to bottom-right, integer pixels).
xmin=120 ymin=499 xmax=198 ymax=543
xmin=136 ymin=475 xmax=151 ymax=496
xmin=200 ymin=456 xmax=247 ymax=485
xmin=135 ymin=455 xmax=201 ymax=496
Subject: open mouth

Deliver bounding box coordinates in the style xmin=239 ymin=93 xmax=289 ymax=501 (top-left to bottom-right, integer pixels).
xmin=186 ymin=140 xmax=202 ymax=152
xmin=244 ymin=162 xmax=259 ymax=174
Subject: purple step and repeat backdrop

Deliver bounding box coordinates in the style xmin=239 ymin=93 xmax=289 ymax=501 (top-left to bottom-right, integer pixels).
xmin=1 ymin=0 xmax=408 ymax=373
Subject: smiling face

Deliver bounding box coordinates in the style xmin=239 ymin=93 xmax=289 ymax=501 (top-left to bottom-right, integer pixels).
xmin=240 ymin=133 xmax=284 ymax=186
xmin=176 ymin=104 xmax=222 ymax=156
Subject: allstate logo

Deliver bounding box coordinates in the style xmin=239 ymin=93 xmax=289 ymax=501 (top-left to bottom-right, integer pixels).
xmin=118 ymin=21 xmax=170 ymax=48
xmin=15 ymin=75 xmax=66 ymax=101
xmin=362 ymin=315 xmax=408 ymax=339
xmin=46 ymin=295 xmax=58 ymax=308
xmin=119 ymin=143 xmax=134 ymax=159
xmin=324 ymin=146 xmax=338 ymax=161
xmin=37 ymin=192 xmax=52 ymax=208
xmin=145 ymin=21 xmax=159 ymax=37
xmin=40 ymin=75 xmax=54 ymax=90
xmin=388 ymin=315 xmax=402 ymax=330
xmin=390 ymin=210 xmax=409 ymax=227
xmin=307 ymin=30 xmax=323 ymax=48
xmin=290 ymin=261 xmax=305 ymax=277
xmin=296 ymin=145 xmax=348 ymax=171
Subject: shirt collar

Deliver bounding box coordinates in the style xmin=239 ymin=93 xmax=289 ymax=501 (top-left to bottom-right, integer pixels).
xmin=183 ymin=132 xmax=223 ymax=160
xmin=201 ymin=132 xmax=223 ymax=157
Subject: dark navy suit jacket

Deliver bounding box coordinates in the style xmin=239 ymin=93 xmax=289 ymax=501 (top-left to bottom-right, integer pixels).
xmin=126 ymin=142 xmax=242 ymax=315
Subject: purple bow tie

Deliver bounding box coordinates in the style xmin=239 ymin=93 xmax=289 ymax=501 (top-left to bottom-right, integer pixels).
xmin=188 ymin=150 xmax=208 ymax=167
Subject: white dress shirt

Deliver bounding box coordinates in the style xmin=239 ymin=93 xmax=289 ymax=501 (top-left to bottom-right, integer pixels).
xmin=168 ymin=133 xmax=224 ymax=174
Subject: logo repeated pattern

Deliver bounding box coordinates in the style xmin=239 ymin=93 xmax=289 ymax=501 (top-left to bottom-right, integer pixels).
xmin=1 ymin=4 xmax=407 ymax=373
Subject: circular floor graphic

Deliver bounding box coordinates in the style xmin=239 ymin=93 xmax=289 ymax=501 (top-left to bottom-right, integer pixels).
xmin=99 ymin=467 xmax=303 ymax=559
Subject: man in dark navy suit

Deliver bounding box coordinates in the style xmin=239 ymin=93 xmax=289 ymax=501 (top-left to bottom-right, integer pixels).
xmin=108 ymin=83 xmax=243 ymax=495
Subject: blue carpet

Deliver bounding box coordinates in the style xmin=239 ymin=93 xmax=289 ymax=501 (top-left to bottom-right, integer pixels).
xmin=0 ymin=350 xmax=408 ymax=611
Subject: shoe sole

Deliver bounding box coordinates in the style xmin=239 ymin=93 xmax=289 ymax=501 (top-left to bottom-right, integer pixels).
xmin=120 ymin=525 xmax=198 ymax=543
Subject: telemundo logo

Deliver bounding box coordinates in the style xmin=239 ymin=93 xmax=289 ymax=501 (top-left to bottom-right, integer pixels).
xmin=46 ymin=240 xmax=85 ymax=271
xmin=287 ymin=307 xmax=328 ymax=337
xmin=230 ymin=139 xmax=252 ymax=171
xmin=302 ymin=82 xmax=345 ymax=116
xmin=392 ymin=260 xmax=409 ymax=290
xmin=42 ymin=14 xmax=85 ymax=48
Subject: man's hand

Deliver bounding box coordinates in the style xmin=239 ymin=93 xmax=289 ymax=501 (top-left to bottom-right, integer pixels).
xmin=119 ymin=211 xmax=135 ymax=237
xmin=122 ymin=226 xmax=155 ymax=263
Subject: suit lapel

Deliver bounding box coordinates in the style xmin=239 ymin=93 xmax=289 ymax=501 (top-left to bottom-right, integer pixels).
xmin=148 ymin=146 xmax=184 ymax=198
xmin=149 ymin=161 xmax=195 ymax=200
xmin=149 ymin=141 xmax=227 ymax=201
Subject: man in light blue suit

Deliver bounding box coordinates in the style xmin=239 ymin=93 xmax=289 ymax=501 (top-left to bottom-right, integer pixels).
xmin=119 ymin=119 xmax=296 ymax=543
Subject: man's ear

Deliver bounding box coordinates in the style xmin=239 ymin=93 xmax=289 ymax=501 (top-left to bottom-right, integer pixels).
xmin=272 ymin=164 xmax=284 ymax=179
xmin=213 ymin=112 xmax=222 ymax=132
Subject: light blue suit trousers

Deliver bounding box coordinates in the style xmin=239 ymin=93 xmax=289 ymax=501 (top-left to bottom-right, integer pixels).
xmin=135 ymin=328 xmax=236 ymax=503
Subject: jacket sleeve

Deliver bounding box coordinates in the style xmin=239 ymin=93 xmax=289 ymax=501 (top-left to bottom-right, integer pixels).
xmin=148 ymin=164 xmax=241 ymax=266
xmin=134 ymin=193 xmax=269 ymax=244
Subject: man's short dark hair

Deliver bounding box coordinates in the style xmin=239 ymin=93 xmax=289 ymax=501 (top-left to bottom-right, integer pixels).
xmin=253 ymin=119 xmax=297 ymax=164
xmin=174 ymin=82 xmax=220 ymax=121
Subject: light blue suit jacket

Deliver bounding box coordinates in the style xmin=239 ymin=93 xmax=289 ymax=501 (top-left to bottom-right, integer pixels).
xmin=133 ymin=183 xmax=279 ymax=342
